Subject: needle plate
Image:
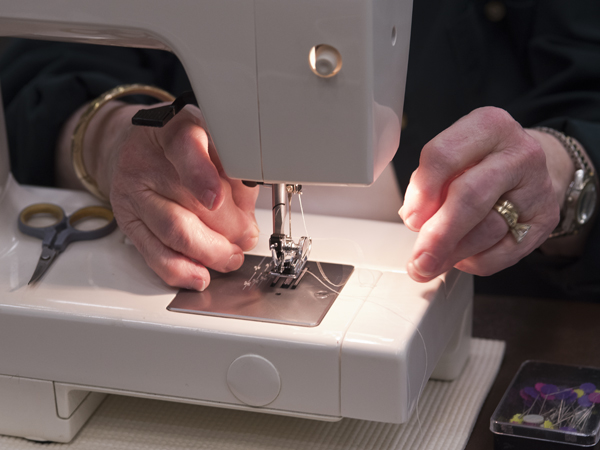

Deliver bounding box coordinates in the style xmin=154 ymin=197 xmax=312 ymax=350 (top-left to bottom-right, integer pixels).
xmin=167 ymin=255 xmax=354 ymax=327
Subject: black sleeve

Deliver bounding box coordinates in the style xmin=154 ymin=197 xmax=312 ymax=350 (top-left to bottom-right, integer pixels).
xmin=510 ymin=2 xmax=600 ymax=173
xmin=0 ymin=39 xmax=190 ymax=186
xmin=485 ymin=3 xmax=600 ymax=301
xmin=395 ymin=0 xmax=600 ymax=300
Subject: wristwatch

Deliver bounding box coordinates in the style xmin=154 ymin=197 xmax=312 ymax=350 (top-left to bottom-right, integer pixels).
xmin=534 ymin=127 xmax=598 ymax=238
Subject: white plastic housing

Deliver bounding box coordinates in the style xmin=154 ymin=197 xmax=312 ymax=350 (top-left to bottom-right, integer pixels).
xmin=0 ymin=180 xmax=472 ymax=442
xmin=0 ymin=0 xmax=412 ymax=185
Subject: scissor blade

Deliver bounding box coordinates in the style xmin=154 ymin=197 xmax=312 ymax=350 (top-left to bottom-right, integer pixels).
xmin=28 ymin=246 xmax=59 ymax=285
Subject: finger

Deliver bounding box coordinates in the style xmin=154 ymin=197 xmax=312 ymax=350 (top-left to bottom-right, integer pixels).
xmin=401 ymin=107 xmax=521 ymax=231
xmin=166 ymin=131 xmax=260 ymax=249
xmin=201 ymin=129 xmax=259 ymax=217
xmin=443 ymin=209 xmax=510 ymax=269
xmin=135 ymin=191 xmax=245 ymax=274
xmin=407 ymin=206 xmax=517 ymax=282
xmin=406 ymin=152 xmax=523 ymax=280
xmin=230 ymin=178 xmax=260 ymax=215
xmin=154 ymin=111 xmax=224 ymax=211
xmin=117 ymin=215 xmax=210 ymax=291
xmin=229 ymin=178 xmax=261 ymax=249
xmin=198 ymin=179 xmax=260 ymax=251
xmin=455 ymin=229 xmax=535 ymax=276
xmin=408 ymin=183 xmax=558 ymax=282
xmin=406 ymin=137 xmax=553 ymax=281
xmin=117 ymin=126 xmax=259 ymax=252
xmin=454 ymin=235 xmax=519 ymax=276
xmin=454 ymin=196 xmax=559 ymax=276
xmin=155 ymin=169 xmax=259 ymax=251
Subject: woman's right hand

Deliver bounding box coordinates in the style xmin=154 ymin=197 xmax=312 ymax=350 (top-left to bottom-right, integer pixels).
xmin=57 ymin=101 xmax=259 ymax=291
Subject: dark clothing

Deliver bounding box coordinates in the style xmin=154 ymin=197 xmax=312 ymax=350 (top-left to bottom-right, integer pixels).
xmin=2 ymin=1 xmax=600 ymax=299
xmin=0 ymin=40 xmax=191 ymax=187
xmin=393 ymin=0 xmax=600 ymax=300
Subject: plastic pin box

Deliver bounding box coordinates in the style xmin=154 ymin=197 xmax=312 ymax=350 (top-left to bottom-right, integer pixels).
xmin=491 ymin=361 xmax=600 ymax=449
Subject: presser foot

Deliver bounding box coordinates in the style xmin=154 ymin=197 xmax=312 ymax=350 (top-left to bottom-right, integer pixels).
xmin=167 ymin=254 xmax=354 ymax=327
xmin=269 ymin=235 xmax=312 ymax=279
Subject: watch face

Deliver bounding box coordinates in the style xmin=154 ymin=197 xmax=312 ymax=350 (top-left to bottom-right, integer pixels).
xmin=577 ymin=180 xmax=597 ymax=225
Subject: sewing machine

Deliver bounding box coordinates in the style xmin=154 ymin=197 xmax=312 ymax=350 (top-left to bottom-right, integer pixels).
xmin=0 ymin=0 xmax=473 ymax=443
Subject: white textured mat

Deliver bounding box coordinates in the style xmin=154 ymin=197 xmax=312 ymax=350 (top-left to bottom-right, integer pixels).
xmin=0 ymin=338 xmax=504 ymax=450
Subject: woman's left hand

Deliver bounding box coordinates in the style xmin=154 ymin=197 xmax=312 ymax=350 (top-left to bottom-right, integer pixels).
xmin=399 ymin=107 xmax=573 ymax=282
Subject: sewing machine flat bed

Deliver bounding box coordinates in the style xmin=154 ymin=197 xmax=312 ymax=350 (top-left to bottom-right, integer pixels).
xmin=0 ymin=178 xmax=472 ymax=443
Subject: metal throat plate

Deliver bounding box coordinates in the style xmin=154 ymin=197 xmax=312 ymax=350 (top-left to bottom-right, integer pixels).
xmin=167 ymin=255 xmax=354 ymax=327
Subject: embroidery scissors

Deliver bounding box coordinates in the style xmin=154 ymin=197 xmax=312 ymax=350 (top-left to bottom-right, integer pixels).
xmin=18 ymin=203 xmax=117 ymax=284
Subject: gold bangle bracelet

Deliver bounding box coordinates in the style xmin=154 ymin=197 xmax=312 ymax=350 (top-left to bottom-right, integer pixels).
xmin=71 ymin=84 xmax=175 ymax=202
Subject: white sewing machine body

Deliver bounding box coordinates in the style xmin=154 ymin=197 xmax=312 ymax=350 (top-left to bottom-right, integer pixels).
xmin=0 ymin=0 xmax=410 ymax=185
xmin=0 ymin=0 xmax=472 ymax=443
xmin=0 ymin=176 xmax=472 ymax=443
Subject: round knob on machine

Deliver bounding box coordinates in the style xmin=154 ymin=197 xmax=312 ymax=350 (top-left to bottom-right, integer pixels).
xmin=226 ymin=354 xmax=281 ymax=407
xmin=309 ymin=44 xmax=342 ymax=78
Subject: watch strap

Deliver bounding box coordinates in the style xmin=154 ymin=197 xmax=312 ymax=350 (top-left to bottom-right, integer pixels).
xmin=533 ymin=126 xmax=597 ymax=238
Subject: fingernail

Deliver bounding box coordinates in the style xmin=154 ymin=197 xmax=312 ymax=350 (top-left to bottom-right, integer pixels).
xmin=413 ymin=252 xmax=438 ymax=277
xmin=201 ymin=190 xmax=217 ymax=210
xmin=190 ymin=278 xmax=206 ymax=292
xmin=403 ymin=212 xmax=418 ymax=231
xmin=226 ymin=253 xmax=244 ymax=272
xmin=241 ymin=226 xmax=260 ymax=250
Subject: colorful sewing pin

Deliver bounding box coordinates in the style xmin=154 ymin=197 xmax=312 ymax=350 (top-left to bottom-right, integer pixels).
xmin=510 ymin=413 xmax=524 ymax=424
xmin=540 ymin=384 xmax=558 ymax=400
xmin=523 ymin=414 xmax=544 ymax=426
xmin=581 ymin=383 xmax=596 ymax=394
xmin=578 ymin=395 xmax=593 ymax=408
xmin=589 ymin=392 xmax=600 ymax=403
xmin=523 ymin=386 xmax=539 ymax=399
xmin=543 ymin=420 xmax=554 ymax=429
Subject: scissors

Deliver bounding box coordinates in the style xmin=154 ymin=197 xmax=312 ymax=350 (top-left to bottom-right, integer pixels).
xmin=18 ymin=203 xmax=117 ymax=284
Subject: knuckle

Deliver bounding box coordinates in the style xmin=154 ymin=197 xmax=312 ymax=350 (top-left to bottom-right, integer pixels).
xmin=420 ymin=223 xmax=452 ymax=256
xmin=473 ymin=106 xmax=514 ymax=131
xmin=179 ymin=127 xmax=207 ymax=151
xmin=421 ymin=139 xmax=460 ymax=173
xmin=453 ymin=175 xmax=496 ymax=209
xmin=520 ymin=137 xmax=546 ymax=168
xmin=502 ymin=131 xmax=544 ymax=167
xmin=240 ymin=234 xmax=259 ymax=252
xmin=152 ymin=255 xmax=208 ymax=290
xmin=119 ymin=219 xmax=145 ymax=250
xmin=156 ymin=259 xmax=189 ymax=287
xmin=162 ymin=213 xmax=196 ymax=252
xmin=501 ymin=143 xmax=547 ymax=190
xmin=165 ymin=121 xmax=208 ymax=155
